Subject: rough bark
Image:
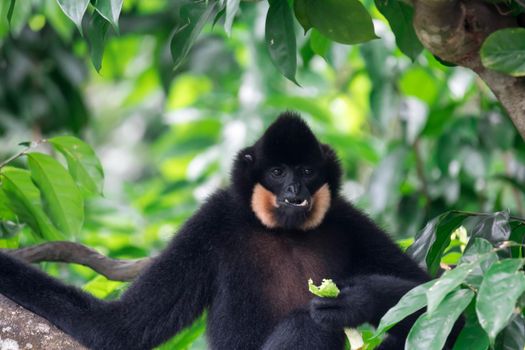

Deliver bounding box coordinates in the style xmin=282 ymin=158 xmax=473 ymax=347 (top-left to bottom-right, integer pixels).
xmin=412 ymin=0 xmax=525 ymax=139
xmin=1 ymin=242 xmax=150 ymax=349
xmin=0 ymin=295 xmax=86 ymax=350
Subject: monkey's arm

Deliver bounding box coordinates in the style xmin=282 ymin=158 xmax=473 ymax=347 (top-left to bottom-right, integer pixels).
xmin=0 ymin=197 xmax=222 ymax=350
xmin=310 ymin=202 xmax=431 ymax=344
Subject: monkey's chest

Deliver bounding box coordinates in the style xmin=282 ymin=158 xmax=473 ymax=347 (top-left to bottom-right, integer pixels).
xmin=248 ymin=232 xmax=340 ymax=318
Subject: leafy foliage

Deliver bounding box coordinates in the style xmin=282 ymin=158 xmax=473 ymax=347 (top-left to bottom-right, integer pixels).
xmin=3 ymin=0 xmax=524 ymax=81
xmin=0 ymin=138 xmax=102 ymax=240
xmin=373 ymin=213 xmax=525 ymax=349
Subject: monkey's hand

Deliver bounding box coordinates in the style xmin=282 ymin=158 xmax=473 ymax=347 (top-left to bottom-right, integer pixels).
xmin=309 ymin=284 xmax=371 ymax=329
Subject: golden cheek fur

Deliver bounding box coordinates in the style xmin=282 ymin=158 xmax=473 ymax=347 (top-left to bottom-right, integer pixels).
xmin=250 ymin=183 xmax=331 ymax=230
xmin=251 ymin=183 xmax=279 ymax=229
xmin=300 ymin=184 xmax=331 ymax=230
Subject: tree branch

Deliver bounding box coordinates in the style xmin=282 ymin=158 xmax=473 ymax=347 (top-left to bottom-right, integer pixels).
xmin=1 ymin=242 xmax=152 ymax=282
xmin=412 ymin=0 xmax=525 ymax=139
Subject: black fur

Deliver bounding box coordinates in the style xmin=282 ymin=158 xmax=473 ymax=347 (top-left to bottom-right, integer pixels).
xmin=0 ymin=112 xmax=435 ymax=350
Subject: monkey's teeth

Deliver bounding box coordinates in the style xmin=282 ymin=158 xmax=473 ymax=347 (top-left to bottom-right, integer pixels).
xmin=284 ymin=199 xmax=309 ymax=207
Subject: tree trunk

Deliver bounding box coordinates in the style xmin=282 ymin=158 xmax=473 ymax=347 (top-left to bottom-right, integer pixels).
xmin=0 ymin=295 xmax=86 ymax=350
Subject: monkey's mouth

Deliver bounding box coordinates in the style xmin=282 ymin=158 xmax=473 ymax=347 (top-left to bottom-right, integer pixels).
xmin=276 ymin=197 xmax=312 ymax=212
xmin=283 ymin=198 xmax=309 ymax=207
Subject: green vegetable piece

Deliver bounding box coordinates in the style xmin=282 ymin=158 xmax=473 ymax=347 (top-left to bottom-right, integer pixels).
xmin=308 ymin=278 xmax=340 ymax=298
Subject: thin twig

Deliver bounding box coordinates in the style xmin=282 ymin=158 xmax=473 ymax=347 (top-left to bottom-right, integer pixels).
xmin=0 ymin=140 xmax=46 ymax=170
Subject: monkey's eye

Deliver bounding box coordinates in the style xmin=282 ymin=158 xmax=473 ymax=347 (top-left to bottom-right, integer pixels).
xmin=271 ymin=167 xmax=285 ymax=177
xmin=303 ymin=168 xmax=314 ymax=176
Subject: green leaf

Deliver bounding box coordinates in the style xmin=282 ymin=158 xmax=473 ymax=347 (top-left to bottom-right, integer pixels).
xmin=308 ymin=279 xmax=340 ymax=298
xmin=27 ymin=153 xmax=84 ymax=237
xmin=56 ymin=0 xmax=90 ymax=33
xmin=426 ymin=262 xmax=474 ymax=314
xmin=303 ymin=0 xmax=377 ymax=45
xmin=170 ymin=1 xmax=218 ymax=71
xmin=86 ymin=11 xmax=110 ymax=72
xmin=452 ymin=302 xmax=489 ymax=350
xmin=49 ymin=136 xmax=104 ymax=197
xmin=212 ymin=7 xmax=225 ymax=28
xmin=460 ymin=238 xmax=498 ymax=288
xmin=374 ymin=280 xmax=435 ymax=337
xmin=0 ymin=167 xmax=61 ymax=239
xmin=7 ymin=0 xmax=15 ymax=24
xmin=156 ymin=314 xmax=206 ymax=350
xmin=509 ymin=222 xmax=525 ymax=259
xmin=424 ymin=213 xmax=468 ymax=276
xmin=406 ymin=212 xmax=468 ymax=276
xmin=469 ymin=211 xmax=511 ymax=245
xmin=374 ymin=0 xmax=423 ymax=61
xmin=0 ymin=188 xmax=16 ymax=221
xmin=293 ymin=0 xmax=312 ymax=33
xmin=481 ymin=28 xmax=525 ymax=77
xmin=265 ymin=0 xmax=298 ymax=84
xmin=94 ymin=0 xmax=122 ymax=32
xmin=406 ymin=289 xmax=474 ymax=350
xmin=476 ymin=259 xmax=525 ymax=344
xmin=498 ymin=314 xmax=525 ymax=350
xmin=310 ymin=29 xmax=330 ymax=59
xmin=83 ymin=275 xmax=123 ymax=299
xmin=224 ymin=0 xmax=240 ymax=36
xmin=2 ymin=0 xmax=30 ymax=35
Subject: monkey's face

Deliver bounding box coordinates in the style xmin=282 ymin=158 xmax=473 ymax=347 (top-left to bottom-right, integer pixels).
xmin=231 ymin=113 xmax=341 ymax=231
xmin=251 ymin=163 xmax=331 ymax=230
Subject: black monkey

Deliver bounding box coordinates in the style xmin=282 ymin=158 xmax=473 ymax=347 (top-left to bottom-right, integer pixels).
xmin=0 ymin=113 xmax=431 ymax=350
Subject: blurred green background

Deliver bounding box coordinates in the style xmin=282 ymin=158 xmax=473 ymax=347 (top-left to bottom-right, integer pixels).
xmin=1 ymin=0 xmax=524 ymax=348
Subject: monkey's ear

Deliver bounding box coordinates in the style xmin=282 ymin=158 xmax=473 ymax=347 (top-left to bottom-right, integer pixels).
xmin=320 ymin=144 xmax=337 ymax=161
xmin=321 ymin=143 xmax=342 ymax=190
xmin=240 ymin=147 xmax=255 ymax=164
